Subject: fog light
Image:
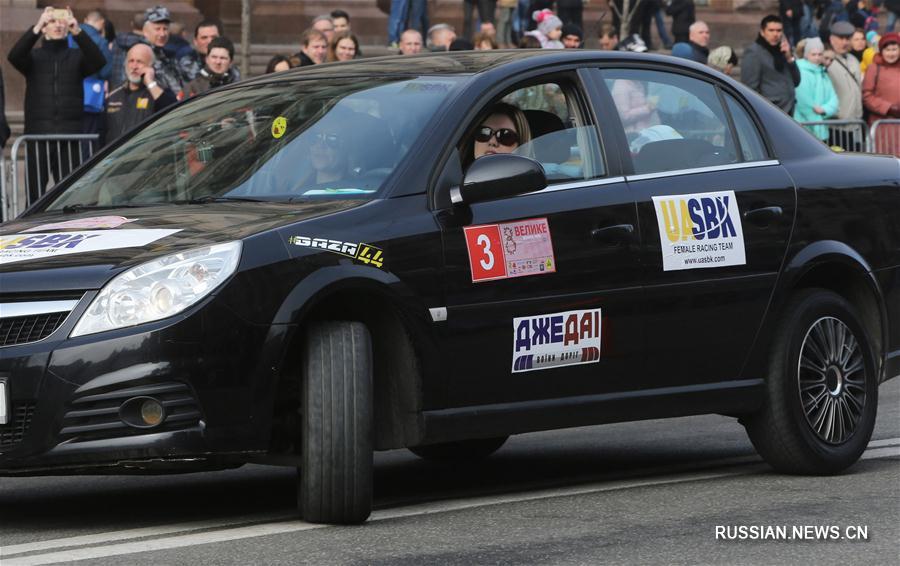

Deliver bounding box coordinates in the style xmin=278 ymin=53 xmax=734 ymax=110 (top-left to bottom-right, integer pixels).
xmin=140 ymin=399 xmax=165 ymax=427
xmin=119 ymin=396 xmax=167 ymax=429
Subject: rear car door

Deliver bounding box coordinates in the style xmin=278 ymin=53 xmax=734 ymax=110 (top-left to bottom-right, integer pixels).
xmin=434 ymin=73 xmax=645 ymax=408
xmin=595 ymin=67 xmax=796 ymax=389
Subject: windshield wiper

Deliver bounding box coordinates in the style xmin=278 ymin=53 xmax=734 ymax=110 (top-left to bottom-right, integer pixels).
xmin=180 ymin=196 xmax=269 ymax=204
xmin=61 ymin=203 xmax=152 ymax=213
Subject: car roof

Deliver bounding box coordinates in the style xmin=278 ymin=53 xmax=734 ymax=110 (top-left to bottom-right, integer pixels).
xmin=240 ymin=49 xmax=721 ymax=84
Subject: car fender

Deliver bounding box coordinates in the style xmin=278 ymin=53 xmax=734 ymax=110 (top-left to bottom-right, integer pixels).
xmin=264 ymin=264 xmax=434 ymax=448
xmin=761 ymin=240 xmax=891 ymax=381
xmin=270 ymin=264 xmax=411 ymax=326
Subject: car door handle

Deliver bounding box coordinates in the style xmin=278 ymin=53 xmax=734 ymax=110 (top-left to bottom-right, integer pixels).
xmin=743 ymin=206 xmax=783 ymax=226
xmin=591 ymin=224 xmax=634 ymax=244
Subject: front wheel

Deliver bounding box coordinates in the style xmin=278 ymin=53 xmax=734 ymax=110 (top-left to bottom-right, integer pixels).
xmin=744 ymin=289 xmax=878 ymax=475
xmin=299 ymin=321 xmax=373 ymax=524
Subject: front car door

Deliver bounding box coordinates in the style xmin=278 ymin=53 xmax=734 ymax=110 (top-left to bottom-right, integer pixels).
xmin=433 ymin=71 xmax=645 ymax=408
xmin=594 ymin=66 xmax=796 ymax=390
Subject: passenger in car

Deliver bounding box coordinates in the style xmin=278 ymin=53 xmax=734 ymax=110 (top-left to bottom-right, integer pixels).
xmin=467 ymin=102 xmax=532 ymax=166
xmin=609 ymin=79 xmax=660 ymax=139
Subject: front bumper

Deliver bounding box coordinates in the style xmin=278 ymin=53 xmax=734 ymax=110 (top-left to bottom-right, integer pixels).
xmin=0 ymin=293 xmax=286 ymax=474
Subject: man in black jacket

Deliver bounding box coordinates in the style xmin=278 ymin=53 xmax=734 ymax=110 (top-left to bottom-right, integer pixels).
xmin=779 ymin=0 xmax=804 ymax=46
xmin=294 ymin=29 xmax=328 ymax=66
xmin=185 ymin=37 xmax=238 ymax=97
xmin=666 ymin=0 xmax=696 ymax=45
xmin=7 ymin=7 xmax=105 ymax=205
xmin=106 ymin=43 xmax=177 ymax=143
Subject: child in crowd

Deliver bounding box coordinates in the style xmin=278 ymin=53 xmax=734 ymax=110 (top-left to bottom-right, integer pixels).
xmin=524 ymin=9 xmax=564 ymax=49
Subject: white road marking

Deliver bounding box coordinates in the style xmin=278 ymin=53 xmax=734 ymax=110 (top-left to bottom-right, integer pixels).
xmin=0 ymin=513 xmax=292 ymax=556
xmin=859 ymin=446 xmax=900 ymax=460
xmin=865 ymin=437 xmax=900 ymax=448
xmin=0 ymin=522 xmax=326 ymax=566
xmin=3 ymin=439 xmax=897 ymax=566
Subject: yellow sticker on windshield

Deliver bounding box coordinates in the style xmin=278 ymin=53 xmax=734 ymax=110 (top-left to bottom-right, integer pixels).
xmin=271 ymin=116 xmax=287 ymax=139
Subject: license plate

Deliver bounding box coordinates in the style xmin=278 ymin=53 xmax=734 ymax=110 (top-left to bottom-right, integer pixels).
xmin=0 ymin=377 xmax=8 ymax=425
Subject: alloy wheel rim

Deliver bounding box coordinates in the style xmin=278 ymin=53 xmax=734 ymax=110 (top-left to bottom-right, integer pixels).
xmin=797 ymin=316 xmax=867 ymax=445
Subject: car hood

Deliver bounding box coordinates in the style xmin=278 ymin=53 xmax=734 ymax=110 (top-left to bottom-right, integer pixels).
xmin=0 ymin=200 xmax=366 ymax=292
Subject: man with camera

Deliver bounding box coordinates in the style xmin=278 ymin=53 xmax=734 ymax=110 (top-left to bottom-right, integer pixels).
xmin=7 ymin=6 xmax=106 ymax=205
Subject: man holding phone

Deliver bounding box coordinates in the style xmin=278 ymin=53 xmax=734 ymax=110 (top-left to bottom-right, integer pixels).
xmin=740 ymin=14 xmax=802 ymax=115
xmin=106 ymin=43 xmax=176 ymax=143
xmin=7 ymin=6 xmax=106 ymax=205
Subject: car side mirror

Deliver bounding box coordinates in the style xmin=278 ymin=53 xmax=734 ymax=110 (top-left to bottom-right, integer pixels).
xmin=451 ymin=154 xmax=547 ymax=205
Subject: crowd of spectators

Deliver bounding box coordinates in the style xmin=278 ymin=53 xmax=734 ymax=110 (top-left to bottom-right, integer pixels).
xmin=4 ymin=5 xmax=239 ymax=156
xmin=1 ymin=0 xmax=899 ymax=172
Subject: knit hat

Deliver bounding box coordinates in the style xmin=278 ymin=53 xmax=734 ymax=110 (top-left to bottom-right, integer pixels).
xmin=533 ymin=9 xmax=562 ymax=37
xmin=802 ymin=37 xmax=825 ymax=57
xmin=879 ymin=32 xmax=899 ymax=51
xmin=866 ymin=30 xmax=878 ymax=45
xmin=561 ymin=23 xmax=583 ymax=40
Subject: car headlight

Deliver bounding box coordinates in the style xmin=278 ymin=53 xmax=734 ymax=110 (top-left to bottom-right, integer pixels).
xmin=71 ymin=241 xmax=242 ymax=337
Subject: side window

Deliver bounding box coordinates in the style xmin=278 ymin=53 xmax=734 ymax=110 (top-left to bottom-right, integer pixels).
xmin=601 ymin=69 xmax=739 ymax=175
xmin=460 ymin=81 xmax=606 ymax=184
xmin=724 ymin=95 xmax=769 ymax=162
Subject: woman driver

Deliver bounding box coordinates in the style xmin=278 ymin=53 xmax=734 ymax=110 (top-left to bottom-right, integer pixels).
xmin=304 ymin=129 xmax=352 ymax=185
xmin=469 ymin=102 xmax=531 ymax=164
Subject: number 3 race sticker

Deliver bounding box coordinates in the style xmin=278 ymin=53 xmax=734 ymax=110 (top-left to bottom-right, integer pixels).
xmin=463 ymin=217 xmax=556 ymax=283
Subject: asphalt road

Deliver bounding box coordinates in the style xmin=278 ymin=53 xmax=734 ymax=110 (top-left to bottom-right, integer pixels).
xmin=1 ymin=379 xmax=898 ymax=565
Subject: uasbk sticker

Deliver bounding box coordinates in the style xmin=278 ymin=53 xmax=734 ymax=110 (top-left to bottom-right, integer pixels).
xmin=0 ymin=229 xmax=180 ymax=265
xmin=464 ymin=217 xmax=555 ymax=283
xmin=652 ymin=190 xmax=746 ymax=271
xmin=512 ymin=309 xmax=601 ymax=373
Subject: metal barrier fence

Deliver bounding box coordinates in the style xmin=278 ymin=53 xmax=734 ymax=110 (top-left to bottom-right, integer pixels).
xmin=799 ymin=118 xmax=900 ymax=157
xmin=2 ymin=134 xmax=99 ymax=222
xmin=869 ymin=119 xmax=900 ymax=157
xmin=798 ymin=119 xmax=870 ymax=153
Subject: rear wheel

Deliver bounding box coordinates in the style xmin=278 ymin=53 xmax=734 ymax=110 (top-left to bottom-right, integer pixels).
xmin=409 ymin=436 xmax=509 ymax=461
xmin=299 ymin=321 xmax=373 ymax=524
xmin=744 ymin=289 xmax=878 ymax=474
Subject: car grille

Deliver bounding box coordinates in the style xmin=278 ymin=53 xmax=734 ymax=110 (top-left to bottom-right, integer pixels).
xmin=0 ymin=404 xmax=36 ymax=451
xmin=0 ymin=296 xmax=82 ymax=347
xmin=0 ymin=312 xmax=70 ymax=346
xmin=60 ymin=382 xmax=202 ymax=442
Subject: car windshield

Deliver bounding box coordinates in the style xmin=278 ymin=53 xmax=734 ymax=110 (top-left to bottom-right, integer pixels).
xmin=46 ymin=76 xmax=461 ymax=210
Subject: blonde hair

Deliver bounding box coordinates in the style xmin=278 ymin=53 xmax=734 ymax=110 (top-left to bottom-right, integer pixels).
xmin=463 ymin=102 xmax=532 ymax=168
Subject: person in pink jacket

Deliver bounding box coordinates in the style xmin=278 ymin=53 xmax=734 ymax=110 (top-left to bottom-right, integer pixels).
xmin=862 ymin=32 xmax=900 ymax=155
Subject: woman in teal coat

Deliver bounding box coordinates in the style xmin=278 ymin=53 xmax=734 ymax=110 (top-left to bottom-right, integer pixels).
xmin=793 ymin=37 xmax=839 ymax=141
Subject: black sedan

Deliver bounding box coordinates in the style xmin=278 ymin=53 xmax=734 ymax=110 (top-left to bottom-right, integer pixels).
xmin=1 ymin=50 xmax=898 ymax=524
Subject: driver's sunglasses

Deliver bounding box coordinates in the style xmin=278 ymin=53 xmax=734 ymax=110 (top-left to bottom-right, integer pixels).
xmin=475 ymin=126 xmax=519 ymax=147
xmin=313 ymin=132 xmax=341 ymax=149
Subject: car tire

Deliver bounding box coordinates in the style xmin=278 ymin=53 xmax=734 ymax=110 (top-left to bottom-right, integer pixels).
xmin=744 ymin=289 xmax=878 ymax=475
xmin=409 ymin=436 xmax=509 ymax=461
xmin=299 ymin=321 xmax=373 ymax=524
